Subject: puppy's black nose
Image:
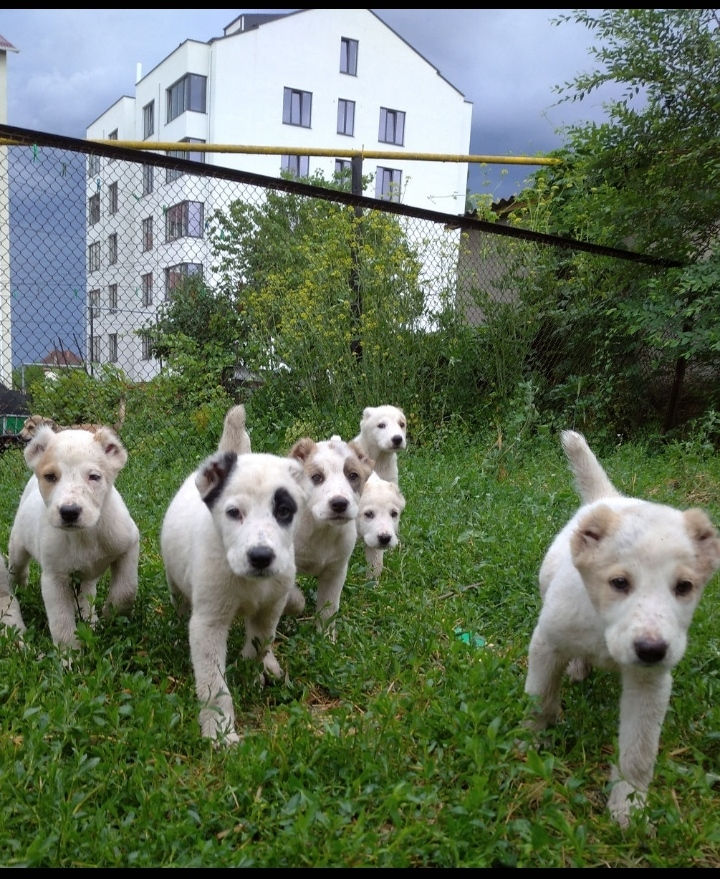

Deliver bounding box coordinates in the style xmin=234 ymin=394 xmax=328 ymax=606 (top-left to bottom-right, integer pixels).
xmin=330 ymin=497 xmax=349 ymax=514
xmin=59 ymin=504 xmax=81 ymax=524
xmin=391 ymin=435 xmax=403 ymax=448
xmin=248 ymin=546 xmax=275 ymax=570
xmin=634 ymin=638 xmax=667 ymax=664
xmin=378 ymin=533 xmax=392 ymax=546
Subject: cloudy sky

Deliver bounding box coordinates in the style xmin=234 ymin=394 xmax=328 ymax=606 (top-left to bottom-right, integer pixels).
xmin=2 ymin=8 xmax=615 ymax=199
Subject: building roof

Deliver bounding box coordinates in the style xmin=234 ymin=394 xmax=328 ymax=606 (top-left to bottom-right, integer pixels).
xmin=42 ymin=348 xmax=83 ymax=366
xmin=0 ymin=34 xmax=19 ymax=53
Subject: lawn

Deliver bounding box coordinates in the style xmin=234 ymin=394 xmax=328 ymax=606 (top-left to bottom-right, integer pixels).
xmin=1 ymin=421 xmax=719 ymax=867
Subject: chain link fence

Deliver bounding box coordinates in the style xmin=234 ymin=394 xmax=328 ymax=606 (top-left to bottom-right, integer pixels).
xmin=0 ymin=124 xmax=705 ymax=454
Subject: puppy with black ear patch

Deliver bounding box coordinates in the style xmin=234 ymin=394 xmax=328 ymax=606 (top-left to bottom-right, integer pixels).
xmin=160 ymin=450 xmax=307 ymax=746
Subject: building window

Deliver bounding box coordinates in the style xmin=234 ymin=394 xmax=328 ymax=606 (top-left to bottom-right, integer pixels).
xmin=88 ymin=242 xmax=101 ymax=273
xmin=141 ymin=272 xmax=153 ymax=307
xmin=375 ymin=166 xmax=402 ymax=202
xmin=165 ymin=263 xmax=203 ymax=300
xmin=143 ymin=101 xmax=155 ymax=139
xmin=108 ymin=129 xmax=118 ymax=162
xmin=91 ymin=336 xmax=101 ymax=363
xmin=108 ymin=233 xmax=118 ymax=266
xmin=108 ymin=182 xmax=118 ymax=215
xmin=108 ymin=283 xmax=118 ymax=313
xmin=166 ymin=73 xmax=207 ymax=123
xmin=282 ymin=87 xmax=312 ymax=127
xmin=88 ymin=193 xmax=100 ymax=225
xmin=340 ymin=37 xmax=358 ymax=75
xmin=334 ymin=159 xmax=351 ymax=182
xmin=337 ymin=99 xmax=355 ymax=136
xmin=142 ymin=217 xmax=153 ymax=252
xmin=108 ymin=334 xmax=118 ymax=363
xmin=141 ymin=334 xmax=153 ymax=361
xmin=89 ymin=288 xmax=101 ymax=317
xmin=281 ymin=155 xmax=309 ymax=179
xmin=165 ymin=201 xmax=204 ymax=241
xmin=379 ymin=108 xmax=405 ymax=146
xmin=142 ymin=164 xmax=154 ymax=196
xmin=165 ymin=138 xmax=206 ymax=183
xmin=88 ymin=154 xmax=101 ymax=177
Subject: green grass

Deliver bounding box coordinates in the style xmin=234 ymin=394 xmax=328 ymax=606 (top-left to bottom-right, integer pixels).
xmin=1 ymin=424 xmax=720 ymax=867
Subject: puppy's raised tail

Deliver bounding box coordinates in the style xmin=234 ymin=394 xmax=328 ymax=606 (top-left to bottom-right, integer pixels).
xmin=560 ymin=430 xmax=621 ymax=504
xmin=217 ymin=404 xmax=252 ymax=455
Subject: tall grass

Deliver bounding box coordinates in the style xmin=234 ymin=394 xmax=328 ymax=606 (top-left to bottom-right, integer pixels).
xmin=0 ymin=417 xmax=719 ymax=867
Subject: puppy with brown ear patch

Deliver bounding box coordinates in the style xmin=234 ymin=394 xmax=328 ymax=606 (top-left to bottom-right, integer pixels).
xmin=525 ymin=430 xmax=720 ymax=828
xmin=5 ymin=425 xmax=139 ymax=649
xmin=288 ymin=435 xmax=373 ymax=636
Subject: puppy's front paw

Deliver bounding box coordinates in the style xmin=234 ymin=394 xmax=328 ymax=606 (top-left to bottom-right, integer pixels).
xmin=607 ymin=770 xmax=647 ymax=829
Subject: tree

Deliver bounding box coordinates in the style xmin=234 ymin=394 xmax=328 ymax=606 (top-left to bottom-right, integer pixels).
xmin=206 ymin=172 xmax=433 ymax=420
xmin=508 ymin=9 xmax=720 ymax=432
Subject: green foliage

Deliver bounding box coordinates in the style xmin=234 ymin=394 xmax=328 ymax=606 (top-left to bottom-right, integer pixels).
xmin=26 ymin=364 xmax=128 ymax=427
xmin=499 ymin=9 xmax=720 ymax=431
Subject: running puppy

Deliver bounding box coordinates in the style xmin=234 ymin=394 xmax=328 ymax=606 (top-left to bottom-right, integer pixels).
xmin=525 ymin=429 xmax=720 ymax=827
xmin=356 ymin=472 xmax=406 ymax=579
xmin=161 ymin=448 xmax=307 ymax=745
xmin=353 ymin=405 xmax=407 ymax=485
xmin=288 ymin=435 xmax=373 ymax=634
xmin=5 ymin=425 xmax=139 ymax=649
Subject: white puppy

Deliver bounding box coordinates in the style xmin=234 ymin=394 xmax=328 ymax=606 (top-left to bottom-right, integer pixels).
xmin=5 ymin=425 xmax=139 ymax=649
xmin=288 ymin=435 xmax=373 ymax=633
xmin=525 ymin=429 xmax=720 ymax=827
xmin=353 ymin=405 xmax=407 ymax=485
xmin=356 ymin=472 xmax=406 ymax=579
xmin=161 ymin=449 xmax=307 ymax=745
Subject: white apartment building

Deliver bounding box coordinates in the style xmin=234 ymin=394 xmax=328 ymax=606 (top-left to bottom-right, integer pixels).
xmin=85 ymin=9 xmax=473 ymax=381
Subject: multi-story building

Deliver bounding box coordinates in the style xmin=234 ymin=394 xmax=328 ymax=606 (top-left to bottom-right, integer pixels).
xmin=85 ymin=9 xmax=473 ymax=380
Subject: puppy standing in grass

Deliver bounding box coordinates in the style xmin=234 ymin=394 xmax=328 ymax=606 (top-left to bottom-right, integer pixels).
xmin=4 ymin=425 xmax=139 ymax=649
xmin=525 ymin=429 xmax=720 ymax=827
xmin=288 ymin=435 xmax=373 ymax=634
xmin=353 ymin=405 xmax=407 ymax=484
xmin=161 ymin=440 xmax=308 ymax=745
xmin=356 ymin=472 xmax=406 ymax=579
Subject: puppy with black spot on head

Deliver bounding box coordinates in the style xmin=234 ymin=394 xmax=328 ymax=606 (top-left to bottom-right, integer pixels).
xmin=160 ymin=440 xmax=308 ymax=746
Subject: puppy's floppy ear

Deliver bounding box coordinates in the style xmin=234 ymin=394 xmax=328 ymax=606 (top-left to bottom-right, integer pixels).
xmin=684 ymin=508 xmax=720 ymax=580
xmin=289 ymin=437 xmax=316 ymax=464
xmin=570 ymin=504 xmax=620 ymax=567
xmin=361 ymin=406 xmax=375 ymax=422
xmin=23 ymin=424 xmax=57 ymax=468
xmin=195 ymin=451 xmax=237 ymax=508
xmin=93 ymin=427 xmax=128 ymax=472
xmin=348 ymin=440 xmax=374 ymax=470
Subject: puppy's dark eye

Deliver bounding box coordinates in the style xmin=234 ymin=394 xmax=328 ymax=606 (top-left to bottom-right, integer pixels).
xmin=311 ymin=472 xmax=324 ymax=485
xmin=88 ymin=473 xmax=102 ymax=482
xmin=43 ymin=472 xmax=58 ymax=483
xmin=226 ymin=506 xmax=243 ymax=522
xmin=609 ymin=576 xmax=630 ymax=593
xmin=378 ymin=422 xmax=387 ymax=429
xmin=391 ymin=510 xmax=399 ymax=519
xmin=399 ymin=421 xmax=406 ymax=429
xmin=364 ymin=511 xmax=375 ymax=520
xmin=347 ymin=470 xmax=360 ymax=484
xmin=675 ymin=579 xmax=694 ymax=597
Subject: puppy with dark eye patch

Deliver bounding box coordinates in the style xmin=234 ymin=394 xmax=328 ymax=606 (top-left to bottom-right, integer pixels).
xmin=160 ymin=448 xmax=308 ymax=746
xmin=525 ymin=430 xmax=720 ymax=828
